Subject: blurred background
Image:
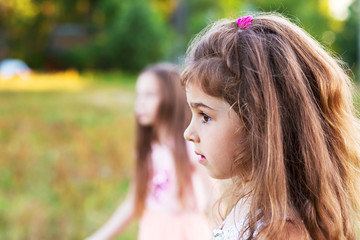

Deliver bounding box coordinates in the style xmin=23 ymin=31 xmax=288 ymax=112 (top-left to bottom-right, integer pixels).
xmin=0 ymin=0 xmax=359 ymax=239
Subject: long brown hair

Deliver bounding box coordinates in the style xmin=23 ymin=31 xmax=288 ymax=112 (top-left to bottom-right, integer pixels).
xmin=133 ymin=63 xmax=193 ymax=216
xmin=182 ymin=13 xmax=360 ymax=239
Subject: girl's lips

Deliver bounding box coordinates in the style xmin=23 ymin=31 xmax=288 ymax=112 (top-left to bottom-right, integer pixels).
xmin=195 ymin=152 xmax=207 ymax=164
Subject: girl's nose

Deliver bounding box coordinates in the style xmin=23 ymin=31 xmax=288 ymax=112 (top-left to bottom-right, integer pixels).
xmin=184 ymin=121 xmax=199 ymax=143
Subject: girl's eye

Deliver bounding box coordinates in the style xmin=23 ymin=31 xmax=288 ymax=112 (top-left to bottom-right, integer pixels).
xmin=200 ymin=112 xmax=211 ymax=123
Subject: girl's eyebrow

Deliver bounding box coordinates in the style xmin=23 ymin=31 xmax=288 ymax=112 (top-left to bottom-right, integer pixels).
xmin=190 ymin=102 xmax=214 ymax=110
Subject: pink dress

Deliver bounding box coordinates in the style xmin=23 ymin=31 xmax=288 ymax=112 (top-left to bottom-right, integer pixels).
xmin=137 ymin=143 xmax=211 ymax=240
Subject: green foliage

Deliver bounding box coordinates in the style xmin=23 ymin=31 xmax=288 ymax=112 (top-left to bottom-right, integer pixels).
xmin=185 ymin=0 xmax=219 ymax=35
xmin=96 ymin=0 xmax=171 ymax=71
xmin=60 ymin=46 xmax=94 ymax=71
xmin=59 ymin=0 xmax=172 ymax=72
xmin=333 ymin=1 xmax=359 ymax=77
xmin=0 ymin=0 xmax=358 ymax=78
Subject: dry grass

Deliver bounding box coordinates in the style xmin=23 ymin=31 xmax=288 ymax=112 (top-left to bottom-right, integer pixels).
xmin=0 ymin=72 xmax=138 ymax=239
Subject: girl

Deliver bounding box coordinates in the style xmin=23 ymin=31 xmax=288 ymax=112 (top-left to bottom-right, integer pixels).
xmin=87 ymin=63 xmax=212 ymax=240
xmin=182 ymin=13 xmax=360 ymax=239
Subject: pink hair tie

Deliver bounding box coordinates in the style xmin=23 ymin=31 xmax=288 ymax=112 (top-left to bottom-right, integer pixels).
xmin=237 ymin=16 xmax=253 ymax=30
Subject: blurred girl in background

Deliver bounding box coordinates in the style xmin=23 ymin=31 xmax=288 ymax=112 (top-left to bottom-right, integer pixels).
xmin=87 ymin=63 xmax=213 ymax=240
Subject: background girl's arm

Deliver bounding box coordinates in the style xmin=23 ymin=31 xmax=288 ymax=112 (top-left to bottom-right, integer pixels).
xmin=86 ymin=186 xmax=136 ymax=240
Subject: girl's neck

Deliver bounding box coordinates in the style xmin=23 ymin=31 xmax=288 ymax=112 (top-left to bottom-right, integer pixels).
xmin=154 ymin=126 xmax=171 ymax=146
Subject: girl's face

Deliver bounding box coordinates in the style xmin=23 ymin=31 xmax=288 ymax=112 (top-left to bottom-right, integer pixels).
xmin=135 ymin=72 xmax=161 ymax=126
xmin=184 ymin=83 xmax=242 ymax=179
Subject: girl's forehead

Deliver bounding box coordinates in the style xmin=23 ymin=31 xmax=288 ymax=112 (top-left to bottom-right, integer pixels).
xmin=136 ymin=72 xmax=160 ymax=90
xmin=185 ymin=81 xmax=217 ymax=99
xmin=185 ymin=82 xmax=206 ymax=96
xmin=185 ymin=83 xmax=230 ymax=109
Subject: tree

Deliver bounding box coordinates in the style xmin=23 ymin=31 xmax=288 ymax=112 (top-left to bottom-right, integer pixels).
xmin=333 ymin=0 xmax=358 ymax=79
xmin=96 ymin=0 xmax=171 ymax=71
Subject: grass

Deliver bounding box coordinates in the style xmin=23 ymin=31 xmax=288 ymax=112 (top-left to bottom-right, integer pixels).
xmin=0 ymin=72 xmax=138 ymax=240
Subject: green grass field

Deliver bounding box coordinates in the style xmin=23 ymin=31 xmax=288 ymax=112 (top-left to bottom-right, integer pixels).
xmin=0 ymin=72 xmax=138 ymax=240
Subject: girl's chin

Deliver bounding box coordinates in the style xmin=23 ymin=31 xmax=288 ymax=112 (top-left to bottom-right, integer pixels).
xmin=137 ymin=118 xmax=154 ymax=126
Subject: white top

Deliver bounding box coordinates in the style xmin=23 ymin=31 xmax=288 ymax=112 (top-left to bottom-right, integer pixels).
xmin=212 ymin=200 xmax=262 ymax=240
xmin=212 ymin=219 xmax=261 ymax=240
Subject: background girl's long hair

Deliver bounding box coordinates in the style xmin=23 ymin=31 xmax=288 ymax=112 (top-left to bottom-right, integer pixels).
xmin=133 ymin=63 xmax=193 ymax=216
